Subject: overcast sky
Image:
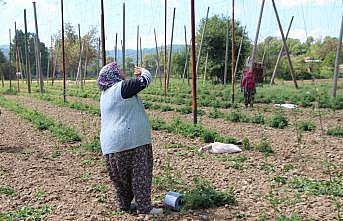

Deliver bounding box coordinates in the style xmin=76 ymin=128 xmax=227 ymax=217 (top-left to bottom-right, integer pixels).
xmin=0 ymin=0 xmax=342 ymax=50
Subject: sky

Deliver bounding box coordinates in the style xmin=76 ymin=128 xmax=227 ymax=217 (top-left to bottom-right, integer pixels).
xmin=0 ymin=0 xmax=342 ymax=50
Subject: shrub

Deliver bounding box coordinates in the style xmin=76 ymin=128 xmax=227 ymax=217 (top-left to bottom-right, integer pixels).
xmin=209 ymin=108 xmax=224 ymax=119
xmin=269 ymin=114 xmax=288 ymax=129
xmin=150 ymin=117 xmax=167 ymax=130
xmin=226 ymin=111 xmax=241 ymax=122
xmin=160 ymin=105 xmax=174 ymax=112
xmin=327 ymin=126 xmax=343 ymax=138
xmin=251 ymin=114 xmax=265 ymax=124
xmin=82 ymin=136 xmax=101 ymax=152
xmin=183 ymin=177 xmax=235 ymax=210
xmin=177 ymin=106 xmax=192 ymax=115
xmin=256 ymin=137 xmax=273 ymax=154
xmin=298 ymin=121 xmax=316 ymax=132
xmin=242 ymin=137 xmax=251 ymax=150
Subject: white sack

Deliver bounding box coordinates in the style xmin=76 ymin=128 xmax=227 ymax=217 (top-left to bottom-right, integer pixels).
xmin=199 ymin=142 xmax=242 ymax=154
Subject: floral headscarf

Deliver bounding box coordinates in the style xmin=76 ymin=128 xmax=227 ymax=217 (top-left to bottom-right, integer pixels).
xmin=97 ymin=62 xmax=122 ymax=91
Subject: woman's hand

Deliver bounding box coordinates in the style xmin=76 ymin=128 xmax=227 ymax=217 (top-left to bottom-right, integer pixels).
xmin=134 ymin=66 xmax=143 ymax=77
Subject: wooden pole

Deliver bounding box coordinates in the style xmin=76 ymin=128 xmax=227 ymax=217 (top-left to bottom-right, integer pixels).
xmin=333 ymin=15 xmax=343 ymax=98
xmin=270 ymin=16 xmax=294 ymax=85
xmin=101 ymin=0 xmax=106 ymax=66
xmin=183 ymin=25 xmax=189 ymax=81
xmin=83 ymin=43 xmax=88 ymax=86
xmin=251 ymin=0 xmax=265 ymax=63
xmin=196 ymin=6 xmax=209 ymax=77
xmin=140 ymin=37 xmax=143 ymax=66
xmin=78 ymin=23 xmax=83 ymax=87
xmin=153 ymin=28 xmax=161 ymax=85
xmin=97 ymin=37 xmax=100 ymax=77
xmin=234 ymin=31 xmax=244 ymax=80
xmin=271 ymin=0 xmax=298 ymax=88
xmin=114 ymin=32 xmax=118 ymax=62
xmin=136 ymin=25 xmax=139 ymax=66
xmin=15 ymin=22 xmax=20 ymax=92
xmin=167 ymin=7 xmax=176 ymax=89
xmin=231 ymin=0 xmax=235 ymax=103
xmin=164 ymin=0 xmax=167 ymax=96
xmin=203 ymin=52 xmax=208 ymax=86
xmin=52 ymin=40 xmax=58 ymax=86
xmin=224 ymin=18 xmax=230 ymax=84
xmin=8 ymin=29 xmax=12 ymax=91
xmin=191 ymin=0 xmax=197 ymax=124
xmin=33 ymin=2 xmax=44 ymax=93
xmin=122 ymin=3 xmax=126 ymax=74
xmin=61 ymin=0 xmax=66 ymax=102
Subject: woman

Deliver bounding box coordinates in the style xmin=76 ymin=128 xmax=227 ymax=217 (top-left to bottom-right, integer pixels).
xmin=97 ymin=62 xmax=162 ymax=215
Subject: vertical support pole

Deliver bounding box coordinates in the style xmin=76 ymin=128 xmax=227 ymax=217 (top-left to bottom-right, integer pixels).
xmin=164 ymin=0 xmax=167 ymax=96
xmin=183 ymin=25 xmax=189 ymax=81
xmin=270 ymin=16 xmax=294 ymax=85
xmin=33 ymin=1 xmax=44 ymax=93
xmin=78 ymin=23 xmax=83 ymax=87
xmin=231 ymin=0 xmax=235 ymax=103
xmin=97 ymin=37 xmax=100 ymax=77
xmin=196 ymin=6 xmax=209 ymax=77
xmin=153 ymin=28 xmax=161 ymax=85
xmin=234 ymin=30 xmax=244 ymax=80
xmin=61 ymin=0 xmax=66 ymax=102
xmin=191 ymin=0 xmax=197 ymax=124
xmin=122 ymin=3 xmax=126 ymax=74
xmin=167 ymin=7 xmax=176 ymax=89
xmin=203 ymin=52 xmax=208 ymax=86
xmin=251 ymin=0 xmax=265 ymax=63
xmin=140 ymin=37 xmax=143 ymax=66
xmin=52 ymin=40 xmax=58 ymax=86
xmin=271 ymin=0 xmax=298 ymax=88
xmin=114 ymin=32 xmax=118 ymax=62
xmin=333 ymin=15 xmax=343 ymax=98
xmin=224 ymin=18 xmax=230 ymax=84
xmin=8 ymin=29 xmax=12 ymax=91
xmin=101 ymin=0 xmax=106 ymax=66
xmin=15 ymin=22 xmax=20 ymax=92
xmin=136 ymin=25 xmax=139 ymax=66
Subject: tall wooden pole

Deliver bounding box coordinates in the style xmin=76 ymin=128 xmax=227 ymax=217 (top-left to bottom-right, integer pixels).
xmin=271 ymin=0 xmax=298 ymax=88
xmin=153 ymin=28 xmax=161 ymax=85
xmin=333 ymin=15 xmax=343 ymax=98
xmin=122 ymin=3 xmax=126 ymax=74
xmin=191 ymin=0 xmax=197 ymax=124
xmin=78 ymin=23 xmax=83 ymax=87
xmin=196 ymin=6 xmax=209 ymax=77
xmin=101 ymin=0 xmax=106 ymax=66
xmin=251 ymin=0 xmax=265 ymax=63
xmin=33 ymin=2 xmax=44 ymax=93
xmin=270 ymin=16 xmax=294 ymax=85
xmin=231 ymin=0 xmax=235 ymax=103
xmin=164 ymin=0 xmax=167 ymax=96
xmin=8 ymin=29 xmax=12 ymax=91
xmin=224 ymin=18 xmax=230 ymax=84
xmin=61 ymin=0 xmax=66 ymax=102
xmin=15 ymin=22 xmax=20 ymax=92
xmin=114 ymin=32 xmax=118 ymax=62
xmin=97 ymin=37 xmax=100 ymax=77
xmin=140 ymin=37 xmax=143 ymax=66
xmin=136 ymin=25 xmax=139 ymax=66
xmin=167 ymin=7 xmax=176 ymax=89
xmin=203 ymin=52 xmax=208 ymax=86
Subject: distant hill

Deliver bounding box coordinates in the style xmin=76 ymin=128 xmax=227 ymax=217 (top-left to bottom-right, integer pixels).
xmin=106 ymin=44 xmax=185 ymax=63
xmin=0 ymin=45 xmax=9 ymax=58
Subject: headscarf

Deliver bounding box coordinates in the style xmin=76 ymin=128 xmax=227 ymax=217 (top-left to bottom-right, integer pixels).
xmin=97 ymin=62 xmax=122 ymax=91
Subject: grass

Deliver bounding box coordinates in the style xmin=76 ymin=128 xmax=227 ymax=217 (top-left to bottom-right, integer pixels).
xmin=327 ymin=126 xmax=343 ymax=137
xmin=214 ymin=155 xmax=247 ymax=170
xmin=92 ymin=184 xmax=108 ymax=193
xmin=290 ymin=177 xmax=343 ymax=197
xmin=0 ymin=185 xmax=16 ymax=196
xmin=35 ymin=190 xmax=46 ymax=199
xmin=242 ymin=137 xmax=252 ymax=150
xmin=0 ymin=205 xmax=53 ymax=221
xmin=0 ymin=96 xmax=81 ymax=143
xmin=297 ymin=121 xmax=316 ymax=132
xmin=259 ymin=162 xmax=275 ymax=172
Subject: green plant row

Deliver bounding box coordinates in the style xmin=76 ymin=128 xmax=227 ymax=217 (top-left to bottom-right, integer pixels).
xmin=150 ymin=117 xmax=237 ymax=144
xmin=0 ymin=205 xmax=53 ymax=221
xmin=0 ymin=96 xmax=81 ymax=143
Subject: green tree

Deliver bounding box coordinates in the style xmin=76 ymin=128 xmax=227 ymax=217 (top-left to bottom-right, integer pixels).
xmin=196 ymin=15 xmax=250 ymax=83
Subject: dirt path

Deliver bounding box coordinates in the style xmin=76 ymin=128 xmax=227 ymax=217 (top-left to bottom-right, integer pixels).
xmin=2 ymin=94 xmax=342 ymax=220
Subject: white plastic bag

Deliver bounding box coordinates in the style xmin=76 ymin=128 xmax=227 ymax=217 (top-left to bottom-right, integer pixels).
xmin=199 ymin=142 xmax=242 ymax=154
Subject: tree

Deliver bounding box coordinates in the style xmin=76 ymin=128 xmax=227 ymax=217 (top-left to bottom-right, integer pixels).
xmin=196 ymin=15 xmax=250 ymax=83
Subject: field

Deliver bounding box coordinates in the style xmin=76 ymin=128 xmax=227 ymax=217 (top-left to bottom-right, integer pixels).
xmin=0 ymin=78 xmax=342 ymax=221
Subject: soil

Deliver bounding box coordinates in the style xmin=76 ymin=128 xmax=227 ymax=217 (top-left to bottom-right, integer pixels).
xmin=0 ymin=94 xmax=342 ymax=220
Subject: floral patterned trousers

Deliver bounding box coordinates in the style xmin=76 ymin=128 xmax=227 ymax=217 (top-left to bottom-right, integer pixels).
xmin=104 ymin=144 xmax=153 ymax=213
